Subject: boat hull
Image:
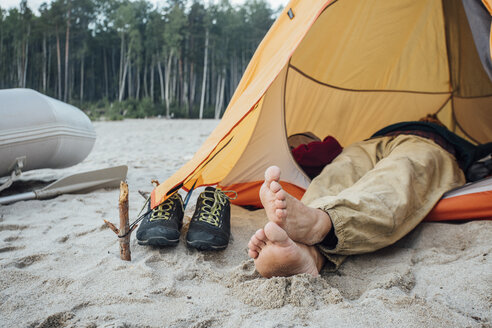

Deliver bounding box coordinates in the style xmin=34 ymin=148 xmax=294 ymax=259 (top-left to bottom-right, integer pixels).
xmin=0 ymin=89 xmax=96 ymax=177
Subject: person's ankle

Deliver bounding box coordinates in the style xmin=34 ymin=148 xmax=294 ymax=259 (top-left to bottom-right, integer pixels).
xmin=308 ymin=244 xmax=325 ymax=274
xmin=313 ymin=209 xmax=333 ymax=244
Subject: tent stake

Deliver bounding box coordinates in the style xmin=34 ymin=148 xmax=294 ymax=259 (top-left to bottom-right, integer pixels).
xmin=104 ymin=181 xmax=136 ymax=261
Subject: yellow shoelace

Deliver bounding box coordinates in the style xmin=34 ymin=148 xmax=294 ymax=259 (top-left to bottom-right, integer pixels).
xmin=198 ymin=189 xmax=237 ymax=227
xmin=150 ymin=194 xmax=181 ymax=221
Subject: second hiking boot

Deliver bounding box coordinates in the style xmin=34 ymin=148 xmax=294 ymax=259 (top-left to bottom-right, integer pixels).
xmin=186 ymin=187 xmax=231 ymax=251
xmin=136 ymin=192 xmax=184 ymax=246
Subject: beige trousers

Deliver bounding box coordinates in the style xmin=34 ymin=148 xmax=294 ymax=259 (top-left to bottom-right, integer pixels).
xmin=301 ymin=135 xmax=465 ymax=270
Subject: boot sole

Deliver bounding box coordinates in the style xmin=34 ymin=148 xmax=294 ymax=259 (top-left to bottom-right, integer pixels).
xmin=186 ymin=239 xmax=228 ymax=251
xmin=138 ymin=236 xmax=179 ymax=247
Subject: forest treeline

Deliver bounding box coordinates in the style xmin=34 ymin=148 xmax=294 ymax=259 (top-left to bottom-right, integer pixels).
xmin=0 ymin=0 xmax=277 ymax=119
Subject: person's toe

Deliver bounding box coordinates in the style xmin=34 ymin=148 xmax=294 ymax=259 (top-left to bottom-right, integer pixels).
xmin=264 ymin=221 xmax=290 ymax=245
xmin=270 ymin=181 xmax=282 ymax=193
xmin=248 ymin=239 xmax=260 ymax=253
xmin=248 ymin=249 xmax=259 ymax=259
xmin=275 ymin=208 xmax=287 ymax=220
xmin=274 ymin=198 xmax=286 ymax=209
xmin=255 ymin=228 xmax=267 ymax=242
xmin=265 ymin=166 xmax=281 ymax=184
xmin=249 ymin=235 xmax=265 ymax=250
xmin=275 ymin=189 xmax=286 ymax=201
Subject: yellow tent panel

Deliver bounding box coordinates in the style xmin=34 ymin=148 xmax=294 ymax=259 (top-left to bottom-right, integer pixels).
xmin=152 ymin=0 xmax=492 ymax=208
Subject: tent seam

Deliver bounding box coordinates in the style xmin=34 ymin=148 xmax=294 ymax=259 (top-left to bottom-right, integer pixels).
xmin=288 ymin=65 xmax=452 ymax=95
xmin=434 ymin=96 xmax=452 ymax=116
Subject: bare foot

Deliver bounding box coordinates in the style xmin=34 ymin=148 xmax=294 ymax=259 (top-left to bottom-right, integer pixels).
xmin=259 ymin=166 xmax=333 ymax=245
xmin=248 ymin=222 xmax=325 ymax=278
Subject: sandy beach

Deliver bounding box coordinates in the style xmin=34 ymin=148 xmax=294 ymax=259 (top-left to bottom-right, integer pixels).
xmin=1 ymin=119 xmax=491 ymax=328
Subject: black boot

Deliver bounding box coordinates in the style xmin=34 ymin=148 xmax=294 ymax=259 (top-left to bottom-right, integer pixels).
xmin=186 ymin=187 xmax=232 ymax=250
xmin=136 ymin=192 xmax=184 ymax=246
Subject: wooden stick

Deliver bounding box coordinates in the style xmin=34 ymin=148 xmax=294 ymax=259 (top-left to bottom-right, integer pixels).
xmin=118 ymin=181 xmax=131 ymax=260
xmin=103 ymin=219 xmax=119 ymax=235
xmin=104 ymin=181 xmax=135 ymax=261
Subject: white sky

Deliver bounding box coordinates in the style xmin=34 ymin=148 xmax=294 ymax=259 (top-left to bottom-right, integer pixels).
xmin=1 ymin=0 xmax=290 ymax=13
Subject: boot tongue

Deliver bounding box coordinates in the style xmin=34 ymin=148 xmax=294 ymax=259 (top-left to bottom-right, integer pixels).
xmin=202 ymin=187 xmax=217 ymax=207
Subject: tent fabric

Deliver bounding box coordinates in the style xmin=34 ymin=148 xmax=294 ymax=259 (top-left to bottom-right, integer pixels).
xmin=483 ymin=0 xmax=492 ymax=13
xmin=152 ymin=0 xmax=492 ymax=222
xmin=151 ymin=0 xmax=330 ymax=208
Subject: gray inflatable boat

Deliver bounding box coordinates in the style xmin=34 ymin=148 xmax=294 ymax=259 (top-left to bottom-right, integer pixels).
xmin=0 ymin=89 xmax=96 ymax=179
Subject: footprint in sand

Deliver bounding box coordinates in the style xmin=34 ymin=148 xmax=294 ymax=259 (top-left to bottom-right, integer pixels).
xmin=13 ymin=254 xmax=45 ymax=268
xmin=56 ymin=235 xmax=69 ymax=243
xmin=75 ymin=227 xmax=97 ymax=237
xmin=0 ymin=246 xmax=25 ymax=253
xmin=3 ymin=235 xmax=22 ymax=242
xmin=0 ymin=224 xmax=28 ymax=231
xmin=29 ymin=311 xmax=74 ymax=328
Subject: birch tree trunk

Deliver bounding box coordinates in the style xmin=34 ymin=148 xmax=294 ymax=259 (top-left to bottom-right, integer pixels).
xmin=189 ymin=62 xmax=195 ymax=117
xmin=199 ymin=29 xmax=209 ymax=119
xmin=214 ymin=73 xmax=220 ymax=117
xmin=47 ymin=43 xmax=51 ymax=92
xmin=42 ymin=34 xmax=47 ymax=92
xmin=56 ymin=27 xmax=62 ymax=99
xmin=80 ymin=55 xmax=84 ymax=102
xmin=182 ymin=58 xmax=189 ymax=115
xmin=69 ymin=62 xmax=74 ymax=102
xmin=171 ymin=56 xmax=177 ymax=107
xmin=119 ymin=58 xmax=129 ymax=102
xmin=150 ymin=61 xmax=155 ymax=101
xmin=63 ymin=4 xmax=71 ymax=102
xmin=119 ymin=34 xmax=124 ymax=92
xmin=16 ymin=42 xmax=21 ymax=87
xmin=157 ymin=60 xmax=165 ymax=105
xmin=118 ymin=33 xmax=125 ymax=101
xmin=135 ymin=65 xmax=140 ymax=100
xmin=103 ymin=48 xmax=109 ymax=98
xmin=178 ymin=57 xmax=184 ymax=110
xmin=118 ymin=43 xmax=131 ymax=102
xmin=215 ymin=69 xmax=225 ymax=119
xmin=128 ymin=60 xmax=133 ymax=99
xmin=22 ymin=25 xmax=30 ymax=88
xmin=164 ymin=50 xmax=174 ymax=118
xmin=143 ymin=64 xmax=148 ymax=98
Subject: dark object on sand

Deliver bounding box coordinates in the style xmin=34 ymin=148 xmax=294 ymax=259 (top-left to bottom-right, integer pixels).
xmin=136 ymin=193 xmax=184 ymax=247
xmin=186 ymin=187 xmax=231 ymax=251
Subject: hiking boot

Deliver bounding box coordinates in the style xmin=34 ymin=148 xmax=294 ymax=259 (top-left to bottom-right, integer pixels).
xmin=186 ymin=187 xmax=232 ymax=251
xmin=136 ymin=192 xmax=184 ymax=246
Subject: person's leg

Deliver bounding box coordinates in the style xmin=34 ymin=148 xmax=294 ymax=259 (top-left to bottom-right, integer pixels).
xmin=248 ymin=141 xmax=380 ymax=277
xmin=259 ymin=140 xmax=380 ymax=245
xmin=301 ymin=139 xmax=381 ymax=203
xmin=314 ymin=135 xmax=465 ymax=255
xmin=247 ymin=221 xmax=325 ymax=278
xmin=262 ymin=135 xmax=465 ymax=255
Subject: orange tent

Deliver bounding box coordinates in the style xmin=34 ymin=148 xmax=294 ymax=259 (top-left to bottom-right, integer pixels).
xmin=152 ymin=0 xmax=492 ymax=221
